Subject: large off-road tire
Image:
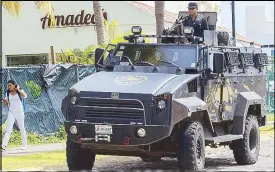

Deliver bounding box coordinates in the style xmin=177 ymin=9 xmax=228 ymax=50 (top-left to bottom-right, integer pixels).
xmin=66 ymin=138 xmax=96 ymax=171
xmin=231 ymin=115 xmax=260 ymax=165
xmin=217 ymin=31 xmax=229 ymax=46
xmin=140 ymin=156 xmax=162 ymax=162
xmin=178 ymin=121 xmax=205 ymax=171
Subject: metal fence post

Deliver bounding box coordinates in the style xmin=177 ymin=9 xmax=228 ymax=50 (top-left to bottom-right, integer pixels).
xmin=76 ymin=65 xmax=79 ymax=82
xmin=267 ymin=74 xmax=270 ymax=113
xmin=7 ymin=68 xmax=10 ymax=80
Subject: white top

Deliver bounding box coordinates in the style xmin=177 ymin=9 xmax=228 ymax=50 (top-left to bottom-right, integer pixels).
xmin=4 ymin=90 xmax=27 ymax=113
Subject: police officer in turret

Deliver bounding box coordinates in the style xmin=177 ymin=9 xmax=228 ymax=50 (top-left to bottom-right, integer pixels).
xmin=182 ymin=2 xmax=209 ymax=38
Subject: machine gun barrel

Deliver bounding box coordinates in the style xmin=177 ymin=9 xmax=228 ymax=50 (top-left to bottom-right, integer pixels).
xmin=124 ymin=34 xmax=192 ymax=39
xmin=168 ymin=16 xmax=187 ymax=33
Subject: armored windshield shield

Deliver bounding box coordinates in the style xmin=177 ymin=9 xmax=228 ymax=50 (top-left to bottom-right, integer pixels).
xmin=114 ymin=44 xmax=198 ymax=69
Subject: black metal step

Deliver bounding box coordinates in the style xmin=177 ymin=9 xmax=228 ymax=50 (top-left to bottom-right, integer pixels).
xmin=205 ymin=134 xmax=243 ymax=143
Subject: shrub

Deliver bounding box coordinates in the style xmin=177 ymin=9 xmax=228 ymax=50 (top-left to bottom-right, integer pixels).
xmin=54 ymin=125 xmax=66 ymax=140
xmin=0 ymin=124 xmax=66 ymax=147
xmin=25 ymin=80 xmax=42 ymax=99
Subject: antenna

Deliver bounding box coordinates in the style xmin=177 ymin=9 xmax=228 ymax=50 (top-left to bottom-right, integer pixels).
xmin=231 ymin=1 xmax=236 ymax=47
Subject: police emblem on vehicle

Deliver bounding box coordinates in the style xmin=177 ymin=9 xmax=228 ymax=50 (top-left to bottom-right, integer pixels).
xmin=114 ymin=75 xmax=148 ymax=85
xmin=111 ymin=92 xmax=119 ymax=99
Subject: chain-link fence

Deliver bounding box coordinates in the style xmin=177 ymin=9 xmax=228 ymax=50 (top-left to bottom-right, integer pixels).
xmin=1 ymin=64 xmax=96 ymax=135
xmin=266 ymin=60 xmax=274 ymax=114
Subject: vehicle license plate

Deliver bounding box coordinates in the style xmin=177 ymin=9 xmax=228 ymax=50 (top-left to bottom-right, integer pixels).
xmin=95 ymin=125 xmax=112 ymax=135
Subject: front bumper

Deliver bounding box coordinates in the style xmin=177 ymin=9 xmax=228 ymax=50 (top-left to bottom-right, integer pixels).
xmin=65 ymin=121 xmax=171 ymax=146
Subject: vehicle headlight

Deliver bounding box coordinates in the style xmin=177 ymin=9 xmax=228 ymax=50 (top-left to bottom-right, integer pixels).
xmin=131 ymin=26 xmax=142 ymax=35
xmin=70 ymin=125 xmax=77 ymax=134
xmin=158 ymin=100 xmax=166 ymax=109
xmin=137 ymin=128 xmax=146 ymax=137
xmin=71 ymin=96 xmax=77 ymax=104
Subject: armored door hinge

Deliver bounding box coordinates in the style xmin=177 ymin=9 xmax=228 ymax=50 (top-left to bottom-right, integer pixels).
xmin=219 ymin=103 xmax=226 ymax=120
xmin=220 ymin=103 xmax=226 ymax=112
xmin=200 ymin=77 xmax=208 ymax=86
xmin=220 ymin=77 xmax=227 ymax=85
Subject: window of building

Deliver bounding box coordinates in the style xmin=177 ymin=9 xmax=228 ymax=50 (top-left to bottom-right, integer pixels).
xmin=6 ymin=54 xmax=49 ymax=66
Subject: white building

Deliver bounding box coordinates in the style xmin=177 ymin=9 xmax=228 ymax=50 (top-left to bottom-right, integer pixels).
xmin=245 ymin=5 xmax=274 ymax=57
xmin=245 ymin=5 xmax=274 ymax=45
xmin=2 ymin=1 xmax=261 ymax=67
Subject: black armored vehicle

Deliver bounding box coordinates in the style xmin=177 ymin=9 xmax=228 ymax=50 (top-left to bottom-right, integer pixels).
xmin=62 ymin=12 xmax=268 ymax=171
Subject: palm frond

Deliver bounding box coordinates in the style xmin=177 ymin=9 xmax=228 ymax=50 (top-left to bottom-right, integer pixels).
xmin=34 ymin=1 xmax=56 ymax=26
xmin=1 ymin=1 xmax=56 ymax=26
xmin=1 ymin=1 xmax=22 ymax=17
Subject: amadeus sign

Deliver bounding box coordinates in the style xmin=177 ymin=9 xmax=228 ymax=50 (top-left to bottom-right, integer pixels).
xmin=40 ymin=10 xmax=108 ymax=29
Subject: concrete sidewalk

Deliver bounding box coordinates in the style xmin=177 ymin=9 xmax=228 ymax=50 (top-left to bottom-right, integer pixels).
xmin=2 ymin=142 xmax=66 ymax=157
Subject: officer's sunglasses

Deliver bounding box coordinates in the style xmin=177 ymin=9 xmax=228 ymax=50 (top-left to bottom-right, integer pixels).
xmin=188 ymin=7 xmax=196 ymax=10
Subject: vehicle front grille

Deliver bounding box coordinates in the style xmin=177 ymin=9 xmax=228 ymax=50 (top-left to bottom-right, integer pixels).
xmin=76 ymin=98 xmax=145 ymax=124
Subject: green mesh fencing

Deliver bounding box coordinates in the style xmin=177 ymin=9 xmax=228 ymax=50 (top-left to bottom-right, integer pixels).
xmin=1 ymin=64 xmax=96 ymax=135
xmin=266 ymin=61 xmax=274 ymax=114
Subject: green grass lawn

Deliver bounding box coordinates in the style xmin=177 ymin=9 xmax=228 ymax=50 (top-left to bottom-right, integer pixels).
xmin=260 ymin=125 xmax=274 ymax=137
xmin=2 ymin=150 xmax=66 ymax=171
xmin=2 ymin=150 xmax=104 ymax=171
xmin=267 ymin=113 xmax=274 ymax=122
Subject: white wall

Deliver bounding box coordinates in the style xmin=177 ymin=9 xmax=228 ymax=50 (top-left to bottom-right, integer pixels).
xmin=261 ymin=48 xmax=274 ymax=57
xmin=2 ymin=1 xmax=157 ymax=66
xmin=219 ymin=1 xmax=274 ymax=39
xmin=245 ymin=6 xmax=274 ymax=45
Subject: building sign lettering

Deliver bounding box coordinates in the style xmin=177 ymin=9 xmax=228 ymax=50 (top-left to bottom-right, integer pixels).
xmin=40 ymin=10 xmax=107 ymax=29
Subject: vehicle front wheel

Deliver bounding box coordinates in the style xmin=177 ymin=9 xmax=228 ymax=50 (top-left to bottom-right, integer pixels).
xmin=66 ymin=138 xmax=96 ymax=171
xmin=178 ymin=121 xmax=205 ymax=171
xmin=230 ymin=115 xmax=260 ymax=165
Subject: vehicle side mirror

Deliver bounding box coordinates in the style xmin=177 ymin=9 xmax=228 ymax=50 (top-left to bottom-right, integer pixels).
xmin=94 ymin=48 xmax=104 ymax=70
xmin=213 ymin=53 xmax=225 ymax=74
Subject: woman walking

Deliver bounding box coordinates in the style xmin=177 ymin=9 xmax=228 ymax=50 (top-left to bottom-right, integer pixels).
xmin=2 ymin=80 xmax=28 ymax=151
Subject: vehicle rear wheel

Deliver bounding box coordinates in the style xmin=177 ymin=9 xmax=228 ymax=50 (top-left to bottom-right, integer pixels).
xmin=231 ymin=115 xmax=260 ymax=165
xmin=140 ymin=156 xmax=161 ymax=162
xmin=66 ymin=138 xmax=96 ymax=170
xmin=178 ymin=121 xmax=205 ymax=171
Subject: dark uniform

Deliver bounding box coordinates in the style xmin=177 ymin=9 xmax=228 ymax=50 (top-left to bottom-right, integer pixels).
xmin=182 ymin=2 xmax=209 ymax=38
xmin=182 ymin=14 xmax=209 ymax=37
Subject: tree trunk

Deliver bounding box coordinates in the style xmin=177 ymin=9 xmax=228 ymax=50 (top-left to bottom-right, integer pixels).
xmin=93 ymin=1 xmax=106 ymax=46
xmin=155 ymin=1 xmax=165 ymax=43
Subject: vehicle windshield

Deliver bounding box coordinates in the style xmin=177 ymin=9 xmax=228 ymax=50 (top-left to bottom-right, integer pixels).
xmin=114 ymin=44 xmax=198 ymax=69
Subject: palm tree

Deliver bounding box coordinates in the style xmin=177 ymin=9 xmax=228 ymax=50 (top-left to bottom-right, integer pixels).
xmin=155 ymin=1 xmax=165 ymax=43
xmin=1 ymin=1 xmax=55 ymax=26
xmin=93 ymin=1 xmax=106 ymax=46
